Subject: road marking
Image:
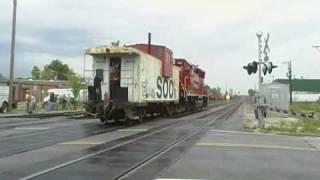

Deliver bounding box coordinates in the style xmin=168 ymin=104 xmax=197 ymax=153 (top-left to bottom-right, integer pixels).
xmin=155 ymin=179 xmax=203 ymax=180
xmin=118 ymin=128 xmax=148 ymax=132
xmin=60 ymin=140 xmax=105 ymax=145
xmin=209 ymin=129 xmax=281 ymax=136
xmin=15 ymin=127 xmax=50 ymax=130
xmin=196 ymin=142 xmax=317 ymax=151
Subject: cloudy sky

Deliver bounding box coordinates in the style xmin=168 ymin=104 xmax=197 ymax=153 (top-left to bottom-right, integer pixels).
xmin=0 ymin=0 xmax=319 ymax=94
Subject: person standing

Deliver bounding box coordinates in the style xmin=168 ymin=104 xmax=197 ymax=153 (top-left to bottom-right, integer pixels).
xmin=28 ymin=96 xmax=36 ymax=114
xmin=48 ymin=92 xmax=56 ymax=111
xmin=62 ymin=94 xmax=67 ymax=111
xmin=25 ymin=92 xmax=31 ymax=113
xmin=94 ymin=76 xmax=102 ymax=114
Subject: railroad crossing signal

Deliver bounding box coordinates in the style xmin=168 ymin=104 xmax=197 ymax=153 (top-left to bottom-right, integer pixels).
xmin=262 ymin=62 xmax=278 ymax=75
xmin=244 ymin=61 xmax=277 ymax=76
xmin=243 ymin=61 xmax=258 ymax=75
xmin=267 ymin=62 xmax=277 ymax=74
xmin=263 ymin=33 xmax=270 ymax=57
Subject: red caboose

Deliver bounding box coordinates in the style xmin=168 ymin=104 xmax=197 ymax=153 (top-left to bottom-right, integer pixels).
xmin=85 ymin=40 xmax=208 ymax=122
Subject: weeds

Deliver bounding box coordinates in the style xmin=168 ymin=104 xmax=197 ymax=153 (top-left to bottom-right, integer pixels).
xmin=263 ymin=118 xmax=320 ymax=134
xmin=290 ymin=102 xmax=320 ymax=113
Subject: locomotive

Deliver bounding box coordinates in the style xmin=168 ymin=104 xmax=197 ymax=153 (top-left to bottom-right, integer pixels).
xmin=85 ymin=41 xmax=208 ymax=123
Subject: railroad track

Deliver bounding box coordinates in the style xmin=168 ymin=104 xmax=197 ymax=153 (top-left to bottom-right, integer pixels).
xmin=0 ymin=116 xmax=90 ymax=130
xmin=0 ymin=100 xmax=231 ymax=138
xmin=0 ymin=101 xmax=230 ymax=140
xmin=18 ymin=100 xmax=242 ymax=180
xmin=0 ymin=110 xmax=84 ymax=119
xmin=0 ymin=101 xmax=232 ymax=160
xmin=115 ymin=103 xmax=241 ymax=180
xmin=0 ymin=100 xmax=230 ymax=129
xmin=0 ymin=123 xmax=124 ymax=159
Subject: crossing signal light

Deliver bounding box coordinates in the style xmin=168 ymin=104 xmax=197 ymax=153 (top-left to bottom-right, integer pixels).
xmin=262 ymin=63 xmax=267 ymax=75
xmin=243 ymin=61 xmax=258 ymax=75
xmin=267 ymin=62 xmax=277 ymax=74
xmin=244 ymin=61 xmax=277 ymax=75
xmin=262 ymin=62 xmax=278 ymax=75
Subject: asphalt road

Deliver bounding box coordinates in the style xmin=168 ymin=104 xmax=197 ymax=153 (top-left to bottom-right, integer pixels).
xmin=156 ymin=103 xmax=320 ymax=180
xmin=0 ymin=100 xmax=320 ymax=180
xmin=0 ymin=117 xmax=117 ymax=158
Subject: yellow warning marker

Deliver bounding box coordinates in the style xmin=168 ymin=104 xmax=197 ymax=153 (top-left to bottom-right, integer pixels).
xmin=60 ymin=140 xmax=105 ymax=145
xmin=196 ymin=142 xmax=317 ymax=152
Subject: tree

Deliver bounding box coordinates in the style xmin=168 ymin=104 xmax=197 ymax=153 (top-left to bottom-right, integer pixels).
xmin=67 ymin=72 xmax=83 ymax=110
xmin=0 ymin=73 xmax=6 ymax=80
xmin=248 ymin=89 xmax=256 ymax=96
xmin=67 ymin=72 xmax=82 ymax=99
xmin=204 ymin=84 xmax=210 ymax=90
xmin=41 ymin=59 xmax=72 ymax=80
xmin=31 ymin=66 xmax=41 ymax=80
xmin=216 ymin=87 xmax=221 ymax=93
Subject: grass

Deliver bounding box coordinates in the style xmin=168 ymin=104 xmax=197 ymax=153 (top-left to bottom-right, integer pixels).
xmin=262 ymin=118 xmax=320 ymax=134
xmin=290 ymin=102 xmax=320 ymax=113
xmin=242 ymin=102 xmax=320 ymax=136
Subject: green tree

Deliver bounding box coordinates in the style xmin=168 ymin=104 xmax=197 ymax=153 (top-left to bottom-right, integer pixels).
xmin=67 ymin=72 xmax=83 ymax=110
xmin=0 ymin=73 xmax=6 ymax=80
xmin=67 ymin=72 xmax=82 ymax=98
xmin=216 ymin=87 xmax=221 ymax=93
xmin=248 ymin=89 xmax=256 ymax=96
xmin=31 ymin=66 xmax=41 ymax=80
xmin=41 ymin=59 xmax=71 ymax=80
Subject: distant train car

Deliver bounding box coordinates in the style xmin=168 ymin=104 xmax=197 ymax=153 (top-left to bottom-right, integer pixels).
xmin=174 ymin=58 xmax=207 ymax=109
xmin=85 ymin=42 xmax=207 ymax=123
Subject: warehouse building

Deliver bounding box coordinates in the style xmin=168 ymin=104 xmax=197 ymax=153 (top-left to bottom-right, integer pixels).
xmin=261 ymin=83 xmax=290 ymax=111
xmin=273 ymin=79 xmax=320 ymax=102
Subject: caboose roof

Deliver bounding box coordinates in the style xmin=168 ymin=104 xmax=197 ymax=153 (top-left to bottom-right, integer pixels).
xmin=85 ymin=44 xmax=140 ymax=55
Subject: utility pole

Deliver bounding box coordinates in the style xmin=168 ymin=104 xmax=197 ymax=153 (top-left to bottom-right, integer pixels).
xmin=8 ymin=0 xmax=17 ymax=112
xmin=288 ymin=61 xmax=292 ymax=104
xmin=282 ymin=60 xmax=292 ymax=104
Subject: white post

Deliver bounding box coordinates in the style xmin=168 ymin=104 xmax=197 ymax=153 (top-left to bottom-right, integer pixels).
xmin=256 ymin=31 xmax=263 ymax=127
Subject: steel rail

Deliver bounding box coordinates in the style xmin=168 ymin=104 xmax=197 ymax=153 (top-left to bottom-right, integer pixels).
xmin=19 ymin=101 xmax=242 ymax=180
xmin=115 ymin=103 xmax=241 ymax=180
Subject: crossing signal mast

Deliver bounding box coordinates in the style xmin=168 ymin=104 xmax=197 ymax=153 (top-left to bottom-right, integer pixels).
xmin=243 ymin=32 xmax=278 ymax=128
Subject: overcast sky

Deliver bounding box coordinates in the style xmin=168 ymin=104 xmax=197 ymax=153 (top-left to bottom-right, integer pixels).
xmin=1 ymin=0 xmax=320 ymax=94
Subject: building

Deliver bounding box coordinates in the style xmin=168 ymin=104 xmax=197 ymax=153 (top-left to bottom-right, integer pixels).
xmin=274 ymin=79 xmax=320 ymax=102
xmin=261 ymin=83 xmax=290 ymax=110
xmin=0 ymin=79 xmax=70 ymax=102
